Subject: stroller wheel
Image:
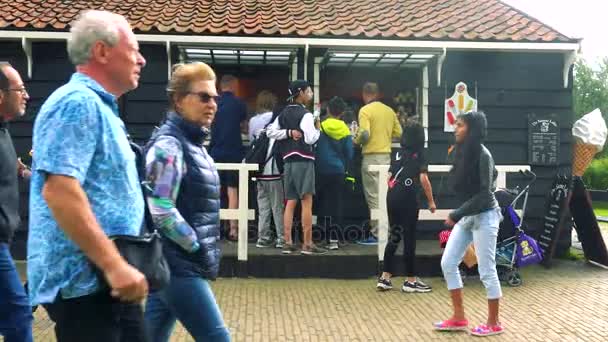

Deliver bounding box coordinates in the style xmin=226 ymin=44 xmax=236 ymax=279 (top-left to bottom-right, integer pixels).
xmin=506 ymin=271 xmax=523 ymax=287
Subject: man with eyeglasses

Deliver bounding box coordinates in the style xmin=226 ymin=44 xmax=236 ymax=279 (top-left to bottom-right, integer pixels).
xmin=0 ymin=61 xmax=33 ymax=341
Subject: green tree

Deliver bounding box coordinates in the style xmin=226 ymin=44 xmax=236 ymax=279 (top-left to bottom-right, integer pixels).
xmin=573 ymin=57 xmax=608 ymax=120
xmin=574 ymin=58 xmax=608 ymax=159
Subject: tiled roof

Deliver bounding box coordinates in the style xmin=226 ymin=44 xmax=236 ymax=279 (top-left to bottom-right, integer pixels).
xmin=0 ymin=0 xmax=575 ymax=42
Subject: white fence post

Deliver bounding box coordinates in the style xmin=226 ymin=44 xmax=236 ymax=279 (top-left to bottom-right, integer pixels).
xmin=215 ymin=163 xmax=258 ymax=262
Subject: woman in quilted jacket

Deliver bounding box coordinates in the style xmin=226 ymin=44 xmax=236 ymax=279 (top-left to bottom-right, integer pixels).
xmin=143 ymin=62 xmax=230 ymax=342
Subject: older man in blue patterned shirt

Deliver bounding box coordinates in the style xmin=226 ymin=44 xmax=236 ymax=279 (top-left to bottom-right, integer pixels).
xmin=27 ymin=10 xmax=148 ymax=342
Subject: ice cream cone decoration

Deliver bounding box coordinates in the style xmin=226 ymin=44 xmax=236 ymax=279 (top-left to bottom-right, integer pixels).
xmin=572 ymin=140 xmax=598 ymax=176
xmin=571 ymin=109 xmax=607 ymax=176
xmin=445 ymin=82 xmax=477 ymax=132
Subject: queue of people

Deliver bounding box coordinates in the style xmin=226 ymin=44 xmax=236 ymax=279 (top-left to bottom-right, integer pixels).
xmin=244 ymin=81 xmax=403 ymax=255
xmin=0 ymin=9 xmax=506 ymax=340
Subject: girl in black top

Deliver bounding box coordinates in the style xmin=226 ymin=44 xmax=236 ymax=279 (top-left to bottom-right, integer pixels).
xmin=376 ymin=119 xmax=436 ymax=293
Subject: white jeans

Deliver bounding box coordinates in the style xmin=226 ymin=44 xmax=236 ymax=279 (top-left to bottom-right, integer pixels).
xmin=440 ymin=208 xmax=503 ymax=300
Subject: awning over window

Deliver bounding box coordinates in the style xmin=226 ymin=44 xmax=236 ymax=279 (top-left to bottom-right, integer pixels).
xmin=322 ymin=50 xmax=436 ymax=68
xmin=182 ymin=47 xmax=297 ymax=66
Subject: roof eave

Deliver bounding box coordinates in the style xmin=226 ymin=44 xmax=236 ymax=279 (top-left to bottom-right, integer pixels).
xmin=0 ymin=30 xmax=581 ymax=52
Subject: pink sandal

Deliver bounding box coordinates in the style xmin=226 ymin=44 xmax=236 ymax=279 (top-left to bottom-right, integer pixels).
xmin=470 ymin=323 xmax=504 ymax=337
xmin=433 ymin=319 xmax=469 ymax=331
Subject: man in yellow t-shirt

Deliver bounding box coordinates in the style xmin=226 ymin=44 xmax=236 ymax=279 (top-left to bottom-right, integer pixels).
xmin=355 ymin=82 xmax=402 ymax=244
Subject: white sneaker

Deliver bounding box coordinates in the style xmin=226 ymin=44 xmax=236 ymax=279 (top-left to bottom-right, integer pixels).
xmin=327 ymin=241 xmax=339 ymax=250
xmin=402 ymin=278 xmax=432 ymax=293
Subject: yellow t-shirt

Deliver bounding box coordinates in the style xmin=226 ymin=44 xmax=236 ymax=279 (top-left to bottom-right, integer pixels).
xmin=356 ymin=101 xmax=402 ymax=154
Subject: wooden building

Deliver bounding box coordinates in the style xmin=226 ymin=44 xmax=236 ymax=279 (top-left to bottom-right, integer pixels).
xmin=0 ymin=0 xmax=580 ymax=275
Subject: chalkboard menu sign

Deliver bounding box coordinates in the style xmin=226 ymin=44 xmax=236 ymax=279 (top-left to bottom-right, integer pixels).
xmin=538 ymin=175 xmax=570 ymax=267
xmin=528 ymin=114 xmax=559 ymax=165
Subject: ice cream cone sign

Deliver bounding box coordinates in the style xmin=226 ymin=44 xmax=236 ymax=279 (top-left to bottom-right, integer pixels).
xmin=572 ymin=108 xmax=608 ymax=176
xmin=445 ymin=82 xmax=477 ymax=132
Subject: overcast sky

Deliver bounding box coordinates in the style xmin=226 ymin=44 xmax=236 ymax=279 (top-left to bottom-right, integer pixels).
xmin=502 ymin=0 xmax=607 ymax=62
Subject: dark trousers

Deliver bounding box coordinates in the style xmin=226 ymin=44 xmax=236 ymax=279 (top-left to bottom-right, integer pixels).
xmin=44 ymin=290 xmax=147 ymax=342
xmin=383 ymin=184 xmax=419 ymax=277
xmin=0 ymin=243 xmax=33 ymax=342
xmin=315 ymin=173 xmax=344 ymax=242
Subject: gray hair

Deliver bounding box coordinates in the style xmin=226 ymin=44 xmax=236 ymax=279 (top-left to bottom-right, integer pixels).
xmin=0 ymin=61 xmax=11 ymax=89
xmin=67 ymin=10 xmax=128 ymax=65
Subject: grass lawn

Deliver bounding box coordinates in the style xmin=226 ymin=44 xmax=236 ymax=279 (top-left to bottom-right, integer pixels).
xmin=593 ymin=201 xmax=608 ymax=217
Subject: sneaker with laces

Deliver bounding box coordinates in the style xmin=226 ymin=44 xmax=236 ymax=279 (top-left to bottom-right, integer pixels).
xmin=356 ymin=236 xmax=378 ymax=246
xmin=281 ymin=244 xmax=298 ymax=255
xmin=275 ymin=240 xmax=285 ymax=249
xmin=255 ymin=240 xmax=274 ymax=248
xmin=301 ymin=245 xmax=328 ymax=255
xmin=402 ymin=278 xmax=432 ymax=293
xmin=376 ymin=277 xmax=393 ymax=291
xmin=327 ymin=240 xmax=339 ymax=250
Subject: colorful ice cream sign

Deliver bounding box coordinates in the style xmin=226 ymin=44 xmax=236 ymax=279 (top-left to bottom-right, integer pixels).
xmin=444 ymin=82 xmax=477 ymax=132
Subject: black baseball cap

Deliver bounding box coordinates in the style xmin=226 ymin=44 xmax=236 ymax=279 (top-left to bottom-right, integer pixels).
xmin=287 ymin=79 xmax=311 ymax=101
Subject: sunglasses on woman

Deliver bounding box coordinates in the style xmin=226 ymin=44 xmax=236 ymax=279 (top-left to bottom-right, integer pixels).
xmin=189 ymin=92 xmax=219 ymax=104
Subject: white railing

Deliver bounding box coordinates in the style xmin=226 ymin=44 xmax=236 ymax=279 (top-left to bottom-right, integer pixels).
xmin=217 ymin=162 xmax=531 ymax=262
xmin=369 ymin=164 xmax=531 ymax=261
xmin=215 ymin=163 xmax=258 ymax=262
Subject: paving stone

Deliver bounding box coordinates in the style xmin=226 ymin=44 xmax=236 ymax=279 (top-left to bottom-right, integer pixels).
xmin=9 ymin=259 xmax=607 ymax=342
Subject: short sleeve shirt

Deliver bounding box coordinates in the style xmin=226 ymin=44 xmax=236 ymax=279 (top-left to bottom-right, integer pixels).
xmin=390 ymin=149 xmax=428 ymax=178
xmin=209 ymin=92 xmax=247 ymax=162
xmin=389 ymin=149 xmax=429 ymax=195
xmin=27 ymin=73 xmax=144 ymax=305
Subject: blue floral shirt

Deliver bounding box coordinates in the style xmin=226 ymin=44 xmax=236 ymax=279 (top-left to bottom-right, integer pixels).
xmin=27 ymin=73 xmax=144 ymax=305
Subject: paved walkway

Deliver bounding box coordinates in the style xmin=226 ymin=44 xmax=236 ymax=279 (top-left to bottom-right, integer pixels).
xmin=9 ymin=259 xmax=607 ymax=342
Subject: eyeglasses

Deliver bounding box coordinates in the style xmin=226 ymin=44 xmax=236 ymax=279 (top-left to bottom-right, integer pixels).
xmin=189 ymin=92 xmax=219 ymax=104
xmin=2 ymin=87 xmax=28 ymax=96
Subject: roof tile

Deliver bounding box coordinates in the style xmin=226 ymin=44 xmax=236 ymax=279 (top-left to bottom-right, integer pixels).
xmin=0 ymin=0 xmax=575 ymax=42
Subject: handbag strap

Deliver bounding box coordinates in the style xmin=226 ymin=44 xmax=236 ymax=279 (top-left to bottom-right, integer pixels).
xmin=126 ymin=134 xmax=157 ymax=236
xmin=389 ymin=166 xmax=404 ymax=182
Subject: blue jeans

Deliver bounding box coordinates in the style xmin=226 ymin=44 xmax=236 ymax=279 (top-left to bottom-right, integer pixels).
xmin=145 ymin=276 xmax=230 ymax=342
xmin=0 ymin=243 xmax=33 ymax=342
xmin=441 ymin=208 xmax=503 ymax=299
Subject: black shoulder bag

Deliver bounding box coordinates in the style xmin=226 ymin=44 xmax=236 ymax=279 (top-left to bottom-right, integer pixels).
xmin=95 ymin=139 xmax=170 ymax=292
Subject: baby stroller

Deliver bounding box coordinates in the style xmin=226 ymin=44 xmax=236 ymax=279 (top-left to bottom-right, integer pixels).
xmin=494 ymin=169 xmax=539 ymax=287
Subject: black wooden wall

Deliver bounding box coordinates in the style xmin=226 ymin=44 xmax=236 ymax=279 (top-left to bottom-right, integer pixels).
xmin=427 ymin=51 xmax=573 ymax=251
xmin=1 ymin=40 xmax=573 ymax=256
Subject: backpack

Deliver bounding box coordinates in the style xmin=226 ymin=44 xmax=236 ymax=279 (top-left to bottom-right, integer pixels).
xmin=244 ymin=129 xmax=271 ymax=165
xmin=243 ymin=126 xmax=284 ymax=175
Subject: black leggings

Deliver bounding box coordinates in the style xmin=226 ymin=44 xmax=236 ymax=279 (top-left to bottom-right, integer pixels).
xmin=315 ymin=173 xmax=344 ymax=242
xmin=383 ymin=183 xmax=419 ymax=277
